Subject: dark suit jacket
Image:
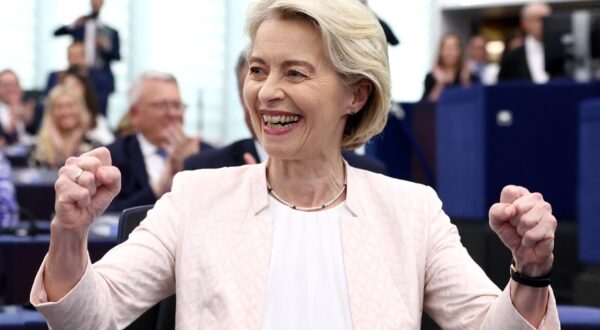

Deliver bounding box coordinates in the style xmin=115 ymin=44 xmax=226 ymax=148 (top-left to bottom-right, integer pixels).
xmin=107 ymin=134 xmax=214 ymax=212
xmin=498 ymin=46 xmax=532 ymax=82
xmin=54 ymin=19 xmax=120 ymax=93
xmin=184 ymin=138 xmax=387 ymax=175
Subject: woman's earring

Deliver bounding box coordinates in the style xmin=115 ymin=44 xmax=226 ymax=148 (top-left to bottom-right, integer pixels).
xmin=349 ymin=111 xmax=356 ymax=116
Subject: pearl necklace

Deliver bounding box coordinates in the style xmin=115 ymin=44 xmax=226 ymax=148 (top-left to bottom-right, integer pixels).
xmin=266 ymin=179 xmax=347 ymax=212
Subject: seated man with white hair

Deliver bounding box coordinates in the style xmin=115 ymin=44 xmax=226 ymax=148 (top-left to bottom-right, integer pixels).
xmin=106 ymin=71 xmax=213 ymax=212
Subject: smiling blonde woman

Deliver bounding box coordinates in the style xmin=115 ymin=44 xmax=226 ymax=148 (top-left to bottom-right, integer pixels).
xmin=32 ymin=0 xmax=559 ymax=329
xmin=29 ymin=85 xmax=100 ymax=168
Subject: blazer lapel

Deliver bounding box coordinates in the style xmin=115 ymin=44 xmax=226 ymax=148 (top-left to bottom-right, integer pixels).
xmin=340 ymin=165 xmax=407 ymax=329
xmin=222 ymin=163 xmax=273 ymax=328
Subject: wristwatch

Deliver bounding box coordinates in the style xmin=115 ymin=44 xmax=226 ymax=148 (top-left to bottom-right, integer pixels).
xmin=510 ymin=260 xmax=552 ymax=287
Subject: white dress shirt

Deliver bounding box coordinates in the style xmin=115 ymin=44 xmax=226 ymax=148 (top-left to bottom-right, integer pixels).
xmin=84 ymin=19 xmax=98 ymax=67
xmin=261 ymin=197 xmax=353 ymax=330
xmin=136 ymin=133 xmax=165 ymax=186
xmin=525 ymin=35 xmax=550 ymax=84
xmin=87 ymin=115 xmax=115 ymax=145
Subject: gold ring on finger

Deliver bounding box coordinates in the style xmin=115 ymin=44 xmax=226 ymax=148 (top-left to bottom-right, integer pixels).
xmin=74 ymin=168 xmax=84 ymax=184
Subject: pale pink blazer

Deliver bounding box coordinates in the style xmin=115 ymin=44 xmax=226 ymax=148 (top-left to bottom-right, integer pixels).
xmin=31 ymin=163 xmax=560 ymax=329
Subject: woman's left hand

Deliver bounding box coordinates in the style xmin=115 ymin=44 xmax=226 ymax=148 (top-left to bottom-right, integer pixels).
xmin=488 ymin=185 xmax=557 ymax=277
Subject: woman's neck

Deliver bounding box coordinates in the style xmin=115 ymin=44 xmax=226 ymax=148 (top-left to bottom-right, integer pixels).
xmin=58 ymin=129 xmax=82 ymax=154
xmin=266 ymin=154 xmax=346 ymax=210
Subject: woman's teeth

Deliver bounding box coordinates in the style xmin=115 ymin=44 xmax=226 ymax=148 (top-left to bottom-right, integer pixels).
xmin=263 ymin=114 xmax=300 ymax=128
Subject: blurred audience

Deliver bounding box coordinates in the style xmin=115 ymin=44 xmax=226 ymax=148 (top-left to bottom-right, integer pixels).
xmin=28 ymin=86 xmax=101 ymax=168
xmin=184 ymin=54 xmax=387 ymax=175
xmin=115 ymin=112 xmax=134 ymax=137
xmin=45 ymin=42 xmax=112 ymax=115
xmin=54 ymin=0 xmax=120 ymax=114
xmin=422 ymin=33 xmax=475 ymax=102
xmin=498 ymin=2 xmax=554 ymax=83
xmin=0 ymin=70 xmax=37 ymax=145
xmin=106 ymin=71 xmax=213 ymax=212
xmin=505 ymin=30 xmax=525 ymax=52
xmin=59 ymin=67 xmax=114 ymax=145
xmin=467 ymin=35 xmax=488 ymax=81
xmin=467 ymin=34 xmax=500 ymax=85
xmin=184 ymin=55 xmax=259 ymax=168
xmin=0 ymin=151 xmax=19 ymax=230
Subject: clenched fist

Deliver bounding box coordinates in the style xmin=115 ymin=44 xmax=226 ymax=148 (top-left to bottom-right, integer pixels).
xmin=489 ymin=185 xmax=557 ymax=277
xmin=53 ymin=147 xmax=121 ymax=232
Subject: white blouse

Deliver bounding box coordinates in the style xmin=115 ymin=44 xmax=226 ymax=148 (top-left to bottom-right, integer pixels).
xmin=261 ymin=196 xmax=353 ymax=330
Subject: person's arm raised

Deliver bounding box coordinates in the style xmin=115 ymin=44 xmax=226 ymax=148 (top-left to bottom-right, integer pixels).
xmin=44 ymin=147 xmax=121 ymax=302
xmin=489 ymin=185 xmax=557 ymax=327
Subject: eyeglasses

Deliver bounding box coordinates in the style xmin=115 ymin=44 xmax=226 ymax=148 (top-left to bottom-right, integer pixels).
xmin=144 ymin=100 xmax=187 ymax=113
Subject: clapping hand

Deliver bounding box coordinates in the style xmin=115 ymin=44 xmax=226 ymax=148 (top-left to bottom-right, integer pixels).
xmin=151 ymin=125 xmax=200 ymax=197
xmin=166 ymin=124 xmax=200 ymax=171
xmin=243 ymin=152 xmax=257 ymax=165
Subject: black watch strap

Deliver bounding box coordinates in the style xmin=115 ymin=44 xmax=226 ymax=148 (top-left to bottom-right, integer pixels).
xmin=510 ymin=261 xmax=552 ymax=288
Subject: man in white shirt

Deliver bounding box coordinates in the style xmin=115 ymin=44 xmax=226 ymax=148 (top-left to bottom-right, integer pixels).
xmin=498 ymin=2 xmax=553 ymax=83
xmin=467 ymin=35 xmax=488 ymax=81
xmin=466 ymin=34 xmax=503 ymax=85
xmin=106 ymin=71 xmax=213 ymax=212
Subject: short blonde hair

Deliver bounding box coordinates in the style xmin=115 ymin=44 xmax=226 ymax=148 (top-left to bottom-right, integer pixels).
xmin=246 ymin=0 xmax=391 ymax=149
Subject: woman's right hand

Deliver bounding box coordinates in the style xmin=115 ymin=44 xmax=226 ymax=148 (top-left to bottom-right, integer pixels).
xmin=54 ymin=147 xmax=121 ymax=232
xmin=44 ymin=147 xmax=120 ymax=302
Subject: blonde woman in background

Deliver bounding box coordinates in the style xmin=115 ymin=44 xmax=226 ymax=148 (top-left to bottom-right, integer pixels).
xmin=29 ymin=86 xmax=101 ymax=168
xmin=59 ymin=67 xmax=115 ymax=145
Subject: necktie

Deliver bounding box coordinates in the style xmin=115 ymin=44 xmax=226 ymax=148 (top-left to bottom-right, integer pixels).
xmin=156 ymin=149 xmax=168 ymax=159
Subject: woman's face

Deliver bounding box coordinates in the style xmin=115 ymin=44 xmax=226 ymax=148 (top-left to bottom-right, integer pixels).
xmin=52 ymin=94 xmax=81 ymax=132
xmin=244 ymin=18 xmax=357 ymax=161
xmin=440 ymin=36 xmax=462 ymax=68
